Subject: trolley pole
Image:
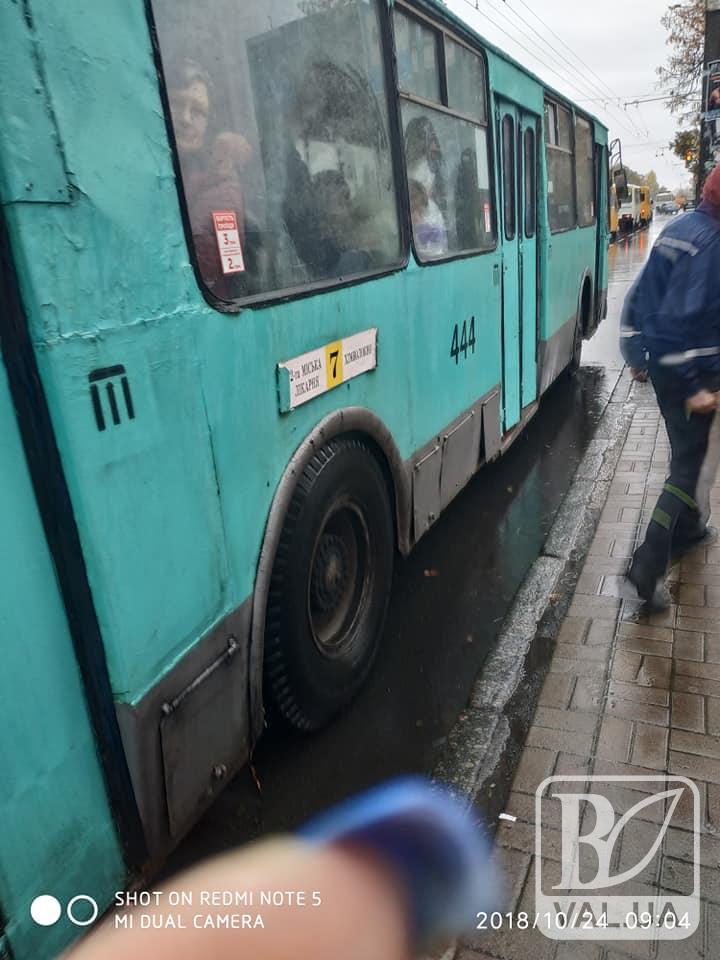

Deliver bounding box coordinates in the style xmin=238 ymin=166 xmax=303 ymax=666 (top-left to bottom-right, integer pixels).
xmin=699 ymin=0 xmax=720 ymax=199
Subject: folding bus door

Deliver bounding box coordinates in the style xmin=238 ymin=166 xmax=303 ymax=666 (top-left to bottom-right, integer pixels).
xmin=496 ymin=99 xmax=539 ymax=430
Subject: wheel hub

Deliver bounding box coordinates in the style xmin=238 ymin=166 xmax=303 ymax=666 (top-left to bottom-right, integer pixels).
xmin=311 ymin=532 xmax=350 ymax=614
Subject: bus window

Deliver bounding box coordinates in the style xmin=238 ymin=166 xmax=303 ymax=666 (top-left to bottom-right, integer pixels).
xmin=395 ymin=10 xmax=495 ymax=260
xmin=394 ymin=8 xmax=441 ymax=101
xmin=575 ymin=116 xmax=595 ymax=226
xmin=502 ymin=115 xmax=516 ymax=240
xmin=524 ymin=127 xmax=536 ymax=238
xmin=543 ymin=101 xmax=555 ymax=144
xmin=445 ymin=36 xmax=486 ymax=122
xmin=153 ymin=0 xmax=402 ymax=302
xmin=545 ymin=100 xmax=576 ymax=232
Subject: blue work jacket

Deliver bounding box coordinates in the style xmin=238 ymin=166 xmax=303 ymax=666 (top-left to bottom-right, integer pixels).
xmin=619 ymin=201 xmax=720 ymax=397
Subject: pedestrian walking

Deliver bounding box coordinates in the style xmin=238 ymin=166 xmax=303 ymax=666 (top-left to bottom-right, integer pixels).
xmin=620 ymin=165 xmax=720 ymax=606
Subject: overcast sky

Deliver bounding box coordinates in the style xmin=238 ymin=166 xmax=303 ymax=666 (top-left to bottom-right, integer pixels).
xmin=444 ymin=0 xmax=695 ymax=192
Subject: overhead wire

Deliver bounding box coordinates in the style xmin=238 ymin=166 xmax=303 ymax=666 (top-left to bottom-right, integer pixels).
xmin=575 ymin=92 xmax=701 ymax=105
xmin=510 ymin=0 xmax=627 ymax=104
xmin=458 ymin=0 xmax=588 ymax=96
xmin=622 ymin=93 xmax=701 ymax=106
xmin=457 ymin=0 xmax=646 ymax=139
xmin=621 ymin=139 xmax=673 ymax=149
xmin=500 ymin=0 xmax=697 ymax=148
xmin=484 ymin=0 xmax=649 ymax=138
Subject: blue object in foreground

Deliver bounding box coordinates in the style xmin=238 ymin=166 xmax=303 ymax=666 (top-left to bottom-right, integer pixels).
xmin=299 ymin=778 xmax=499 ymax=945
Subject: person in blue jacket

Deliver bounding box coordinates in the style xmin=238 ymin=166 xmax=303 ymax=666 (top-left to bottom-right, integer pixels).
xmin=620 ymin=165 xmax=720 ymax=605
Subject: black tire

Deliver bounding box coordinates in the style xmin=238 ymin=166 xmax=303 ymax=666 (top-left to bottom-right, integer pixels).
xmin=567 ymin=315 xmax=583 ymax=377
xmin=263 ymin=436 xmax=394 ymax=731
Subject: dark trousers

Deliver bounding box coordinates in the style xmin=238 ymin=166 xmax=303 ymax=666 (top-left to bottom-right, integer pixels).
xmin=633 ymin=364 xmax=714 ymax=581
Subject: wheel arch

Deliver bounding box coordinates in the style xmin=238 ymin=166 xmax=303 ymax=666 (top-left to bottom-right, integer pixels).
xmin=247 ymin=407 xmax=411 ymax=740
xmin=578 ymin=269 xmax=593 ymax=337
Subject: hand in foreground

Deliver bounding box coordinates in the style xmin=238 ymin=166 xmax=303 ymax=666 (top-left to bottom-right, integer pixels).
xmin=67 ymin=839 xmax=411 ymax=960
xmin=66 ymin=779 xmax=497 ymax=960
xmin=630 ymin=368 xmax=648 ymax=382
xmin=686 ymin=389 xmax=719 ymax=414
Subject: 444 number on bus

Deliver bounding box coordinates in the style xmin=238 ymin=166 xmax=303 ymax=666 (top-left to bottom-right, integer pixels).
xmin=450 ymin=317 xmax=476 ymax=364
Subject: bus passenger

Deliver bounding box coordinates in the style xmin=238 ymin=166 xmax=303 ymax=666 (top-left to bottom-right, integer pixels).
xmin=404 ymin=117 xmax=448 ymax=257
xmin=404 ymin=117 xmax=446 ymax=208
xmin=409 ymin=179 xmax=448 ymax=258
xmin=191 ymin=132 xmax=251 ymax=244
xmin=313 ymin=169 xmax=372 ymax=276
xmin=454 ymin=147 xmax=483 ymax=249
xmin=167 ymin=58 xmax=211 ymax=158
xmin=166 ymin=58 xmax=255 ymax=297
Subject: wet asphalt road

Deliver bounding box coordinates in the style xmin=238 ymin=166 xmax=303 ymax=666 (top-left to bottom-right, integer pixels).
xmin=168 ymin=219 xmax=664 ymax=872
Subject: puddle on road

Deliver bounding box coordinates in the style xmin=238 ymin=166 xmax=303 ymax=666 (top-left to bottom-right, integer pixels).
xmin=584 ymin=221 xmax=659 ymax=370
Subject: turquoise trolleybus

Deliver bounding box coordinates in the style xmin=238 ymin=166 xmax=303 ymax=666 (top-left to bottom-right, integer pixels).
xmin=0 ymin=0 xmax=608 ymax=955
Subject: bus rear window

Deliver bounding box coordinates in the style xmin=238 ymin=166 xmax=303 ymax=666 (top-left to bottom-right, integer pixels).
xmin=153 ymin=0 xmax=402 ymax=303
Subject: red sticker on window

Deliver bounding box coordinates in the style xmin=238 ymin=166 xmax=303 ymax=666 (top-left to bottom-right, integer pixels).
xmin=483 ymin=202 xmax=491 ymax=234
xmin=212 ymin=210 xmax=245 ymax=274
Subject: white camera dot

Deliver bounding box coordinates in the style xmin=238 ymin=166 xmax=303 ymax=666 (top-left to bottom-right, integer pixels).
xmin=30 ymin=895 xmax=62 ymax=926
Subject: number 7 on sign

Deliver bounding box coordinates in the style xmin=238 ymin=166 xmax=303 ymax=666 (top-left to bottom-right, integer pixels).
xmin=212 ymin=210 xmax=245 ymax=274
xmin=325 ymin=341 xmax=343 ymax=388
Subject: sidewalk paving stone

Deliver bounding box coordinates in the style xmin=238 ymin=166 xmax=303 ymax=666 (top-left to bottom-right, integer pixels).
xmin=452 ymin=381 xmax=720 ymax=960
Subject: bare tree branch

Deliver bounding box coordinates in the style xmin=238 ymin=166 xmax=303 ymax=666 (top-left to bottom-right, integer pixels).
xmin=656 ymin=0 xmax=705 ymax=123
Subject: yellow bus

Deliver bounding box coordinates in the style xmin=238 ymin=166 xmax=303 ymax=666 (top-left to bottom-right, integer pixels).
xmin=609 ymin=182 xmax=619 ymax=240
xmin=618 ymin=184 xmax=651 ymax=233
xmin=639 ymin=186 xmax=652 ymax=226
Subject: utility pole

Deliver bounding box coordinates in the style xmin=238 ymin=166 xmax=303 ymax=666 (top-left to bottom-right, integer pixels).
xmin=699 ymin=0 xmax=720 ymax=199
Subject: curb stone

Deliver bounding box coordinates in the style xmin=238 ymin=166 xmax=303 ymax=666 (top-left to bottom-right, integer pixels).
xmin=433 ymin=369 xmax=637 ymax=823
xmin=420 ymin=371 xmax=639 ymax=960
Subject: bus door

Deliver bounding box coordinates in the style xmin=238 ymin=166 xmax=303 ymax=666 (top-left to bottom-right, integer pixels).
xmin=1 ymin=902 xmax=8 ymax=960
xmin=595 ymin=143 xmax=609 ymax=310
xmin=496 ymin=100 xmax=539 ymax=431
xmin=0 ymin=218 xmax=128 ymax=959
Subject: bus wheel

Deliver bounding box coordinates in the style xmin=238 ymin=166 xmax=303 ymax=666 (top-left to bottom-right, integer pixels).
xmin=263 ymin=437 xmax=394 ymax=732
xmin=567 ymin=316 xmax=583 ymax=377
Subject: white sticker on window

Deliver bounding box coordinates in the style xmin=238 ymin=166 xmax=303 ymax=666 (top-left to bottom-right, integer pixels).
xmin=484 ymin=202 xmax=491 ymax=234
xmin=212 ymin=210 xmax=245 ymax=275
